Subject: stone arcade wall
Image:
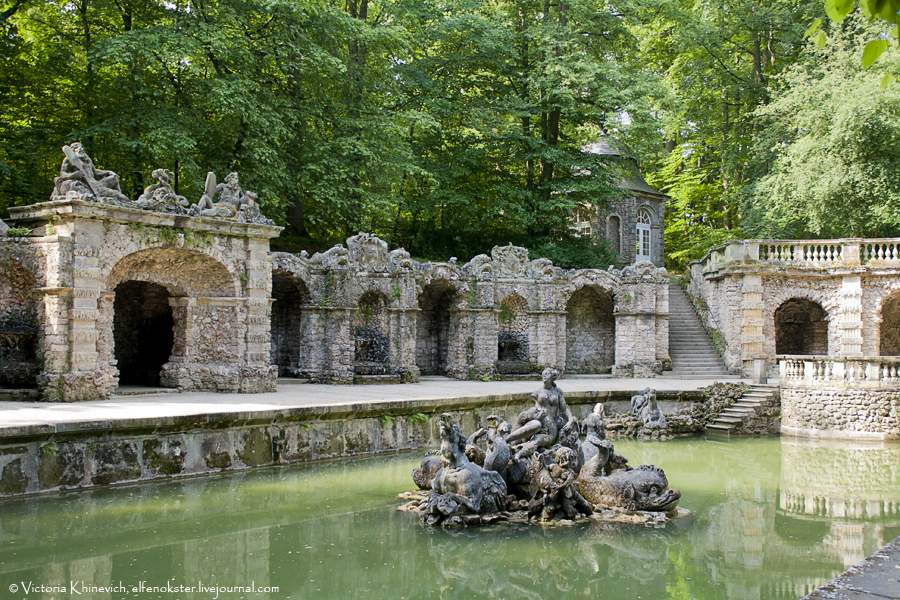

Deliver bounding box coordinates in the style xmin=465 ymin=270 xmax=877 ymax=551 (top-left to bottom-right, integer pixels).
xmin=270 ymin=234 xmax=671 ymax=383
xmin=3 ymin=199 xmax=281 ymax=401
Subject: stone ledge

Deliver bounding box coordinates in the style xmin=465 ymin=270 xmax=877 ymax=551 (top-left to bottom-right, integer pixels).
xmin=0 ymin=389 xmax=700 ymax=445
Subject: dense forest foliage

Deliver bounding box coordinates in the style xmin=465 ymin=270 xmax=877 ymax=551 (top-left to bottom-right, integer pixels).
xmin=1 ymin=0 xmax=899 ymax=269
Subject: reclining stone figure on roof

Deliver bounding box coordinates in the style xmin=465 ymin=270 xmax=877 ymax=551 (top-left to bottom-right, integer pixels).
xmin=51 ymin=142 xmax=130 ymax=203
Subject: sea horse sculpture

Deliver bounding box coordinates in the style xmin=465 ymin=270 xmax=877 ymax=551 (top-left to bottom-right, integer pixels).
xmin=422 ymin=414 xmax=508 ymax=526
xmin=578 ymin=436 xmax=680 ymax=512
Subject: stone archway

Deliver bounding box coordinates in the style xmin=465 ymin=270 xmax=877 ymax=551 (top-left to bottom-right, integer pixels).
xmin=775 ymin=298 xmax=828 ymax=355
xmin=270 ymin=271 xmax=310 ymax=376
xmin=565 ymin=286 xmax=615 ymax=373
xmin=880 ymin=292 xmax=900 ymax=355
xmin=355 ymin=291 xmax=391 ymax=376
xmin=417 ymin=282 xmax=453 ymax=375
xmin=113 ymin=281 xmax=174 ymax=386
xmin=497 ymin=294 xmax=531 ymax=373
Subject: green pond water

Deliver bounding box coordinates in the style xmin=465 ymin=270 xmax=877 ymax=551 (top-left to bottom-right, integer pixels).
xmin=1 ymin=436 xmax=899 ymax=600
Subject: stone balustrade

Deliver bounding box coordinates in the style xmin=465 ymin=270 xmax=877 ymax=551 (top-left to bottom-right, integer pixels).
xmin=779 ymin=356 xmax=900 ymax=440
xmin=694 ymin=237 xmax=900 ymax=273
xmin=780 ymin=356 xmax=900 ymax=389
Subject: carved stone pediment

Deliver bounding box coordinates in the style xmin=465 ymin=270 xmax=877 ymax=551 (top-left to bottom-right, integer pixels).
xmin=491 ymin=244 xmax=529 ymax=278
xmin=347 ymin=233 xmax=389 ymax=271
xmin=389 ymin=248 xmax=416 ymax=272
xmin=529 ymin=257 xmax=557 ymax=281
xmin=308 ymin=244 xmax=350 ymax=269
xmin=464 ymin=254 xmax=493 ymax=279
xmin=619 ymin=260 xmax=668 ymax=283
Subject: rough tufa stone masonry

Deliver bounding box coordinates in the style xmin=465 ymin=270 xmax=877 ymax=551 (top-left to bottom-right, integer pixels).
xmin=0 ymin=145 xmax=672 ymax=401
xmin=269 ymin=236 xmax=671 ymax=385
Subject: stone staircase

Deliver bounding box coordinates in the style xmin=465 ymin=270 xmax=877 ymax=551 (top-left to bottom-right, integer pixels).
xmin=666 ymin=283 xmax=729 ymax=379
xmin=707 ymin=384 xmax=780 ymax=435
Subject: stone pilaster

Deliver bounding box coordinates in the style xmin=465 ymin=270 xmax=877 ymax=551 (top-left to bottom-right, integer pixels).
xmin=472 ymin=308 xmax=498 ymax=377
xmin=740 ymin=274 xmax=765 ymax=375
xmin=388 ymin=307 xmax=420 ymax=382
xmin=533 ymin=310 xmax=566 ymax=369
xmin=840 ymin=275 xmax=864 ymax=357
xmin=444 ymin=308 xmax=470 ymax=379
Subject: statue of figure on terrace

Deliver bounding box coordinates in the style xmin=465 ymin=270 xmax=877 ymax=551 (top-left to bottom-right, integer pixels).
xmin=641 ymin=395 xmax=667 ymax=430
xmin=136 ymin=168 xmax=189 ymax=213
xmin=631 ymin=388 xmax=653 ymax=419
xmin=51 ymin=142 xmax=130 ymax=203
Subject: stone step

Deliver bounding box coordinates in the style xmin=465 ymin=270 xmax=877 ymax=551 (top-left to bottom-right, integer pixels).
xmin=713 ymin=416 xmax=745 ymax=425
xmin=706 ymin=423 xmax=735 ymax=432
xmin=721 ymin=409 xmax=753 ymax=420
xmin=114 ymin=386 xmax=181 ymax=396
xmin=277 ymin=377 xmax=311 ymax=385
xmin=733 ymin=401 xmax=763 ymax=409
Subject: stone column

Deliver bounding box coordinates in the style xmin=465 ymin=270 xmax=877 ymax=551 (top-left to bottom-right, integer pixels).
xmin=840 ymin=275 xmax=864 ymax=357
xmin=740 ymin=274 xmax=765 ymax=376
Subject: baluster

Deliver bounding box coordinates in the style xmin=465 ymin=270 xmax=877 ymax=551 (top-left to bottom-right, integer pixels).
xmin=882 ymin=364 xmax=890 ymax=380
xmin=880 ymin=245 xmax=886 ymax=260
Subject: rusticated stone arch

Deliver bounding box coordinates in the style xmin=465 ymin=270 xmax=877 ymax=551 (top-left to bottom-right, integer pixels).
xmin=0 ymin=260 xmax=41 ymax=387
xmin=270 ymin=270 xmax=311 ymax=376
xmin=417 ymin=280 xmax=457 ymax=375
xmin=565 ymin=286 xmax=615 ymax=373
xmin=775 ymin=298 xmax=829 ymax=355
xmin=106 ymin=247 xmax=238 ymax=298
xmin=497 ymin=293 xmax=531 ymax=371
xmin=354 ymin=290 xmax=391 ymax=374
xmin=880 ymin=292 xmax=900 ymax=355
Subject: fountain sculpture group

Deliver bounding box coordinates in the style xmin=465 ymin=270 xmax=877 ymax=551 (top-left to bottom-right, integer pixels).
xmin=405 ymin=370 xmax=682 ymax=527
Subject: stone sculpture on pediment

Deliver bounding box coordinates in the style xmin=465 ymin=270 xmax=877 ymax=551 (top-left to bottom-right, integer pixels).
xmin=347 ymin=233 xmax=389 ymax=270
xmin=528 ymin=257 xmax=557 ymax=281
xmin=620 ymin=260 xmax=667 ymax=283
xmin=51 ymin=143 xmax=131 ymax=204
xmin=463 ymin=254 xmax=493 ymax=279
xmin=388 ymin=248 xmax=416 ymax=272
xmin=491 ymin=244 xmax=529 ymax=278
xmin=136 ymin=168 xmax=190 ymax=214
xmin=189 ymin=172 xmax=273 ymax=225
xmin=308 ymin=244 xmax=350 ymax=269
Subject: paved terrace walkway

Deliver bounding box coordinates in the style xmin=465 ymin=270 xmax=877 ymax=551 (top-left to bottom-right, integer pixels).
xmin=0 ymin=374 xmax=746 ymax=432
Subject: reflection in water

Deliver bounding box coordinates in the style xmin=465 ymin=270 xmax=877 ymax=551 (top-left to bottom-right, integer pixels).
xmin=0 ymin=438 xmax=898 ymax=599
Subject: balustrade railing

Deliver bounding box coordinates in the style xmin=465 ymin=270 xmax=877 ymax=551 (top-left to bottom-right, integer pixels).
xmin=692 ymin=237 xmax=900 ymax=274
xmin=779 ymin=356 xmax=900 ymax=388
